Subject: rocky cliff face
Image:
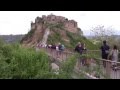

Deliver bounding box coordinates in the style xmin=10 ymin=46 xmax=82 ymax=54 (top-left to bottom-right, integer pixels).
xmin=21 ymin=14 xmax=83 ymax=48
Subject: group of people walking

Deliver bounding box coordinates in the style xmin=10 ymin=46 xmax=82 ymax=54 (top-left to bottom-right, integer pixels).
xmin=36 ymin=40 xmax=119 ymax=70
xmin=36 ymin=42 xmax=64 ymax=51
xmin=36 ymin=42 xmax=65 ymax=57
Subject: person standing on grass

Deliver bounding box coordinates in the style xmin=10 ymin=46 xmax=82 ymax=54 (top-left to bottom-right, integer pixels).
xmin=100 ymin=40 xmax=110 ymax=68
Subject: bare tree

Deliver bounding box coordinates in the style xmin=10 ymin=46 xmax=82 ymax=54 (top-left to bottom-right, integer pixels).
xmin=90 ymin=25 xmax=116 ymax=46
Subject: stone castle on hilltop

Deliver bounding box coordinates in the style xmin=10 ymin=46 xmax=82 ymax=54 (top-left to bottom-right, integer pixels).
xmin=31 ymin=14 xmax=82 ymax=34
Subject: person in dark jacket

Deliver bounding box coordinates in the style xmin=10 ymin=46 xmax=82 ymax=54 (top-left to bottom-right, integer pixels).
xmin=75 ymin=42 xmax=81 ymax=52
xmin=100 ymin=40 xmax=110 ymax=68
xmin=75 ymin=42 xmax=83 ymax=55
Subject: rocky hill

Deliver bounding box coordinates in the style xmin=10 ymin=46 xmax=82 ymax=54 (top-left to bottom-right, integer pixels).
xmin=21 ymin=14 xmax=98 ymax=50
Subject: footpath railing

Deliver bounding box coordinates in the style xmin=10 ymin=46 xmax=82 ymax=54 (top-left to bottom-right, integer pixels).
xmin=40 ymin=47 xmax=74 ymax=60
xmin=37 ymin=47 xmax=120 ymax=79
xmin=76 ymin=57 xmax=120 ymax=79
xmin=76 ymin=50 xmax=120 ymax=79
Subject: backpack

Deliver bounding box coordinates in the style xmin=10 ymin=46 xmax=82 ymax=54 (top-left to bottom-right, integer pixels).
xmin=59 ymin=44 xmax=65 ymax=50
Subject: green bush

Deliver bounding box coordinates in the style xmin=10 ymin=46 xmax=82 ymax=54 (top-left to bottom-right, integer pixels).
xmin=57 ymin=55 xmax=78 ymax=79
xmin=0 ymin=43 xmax=55 ymax=79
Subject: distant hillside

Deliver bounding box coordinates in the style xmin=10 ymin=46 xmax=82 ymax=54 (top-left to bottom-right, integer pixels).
xmin=112 ymin=35 xmax=120 ymax=40
xmin=21 ymin=14 xmax=98 ymax=50
xmin=0 ymin=35 xmax=24 ymax=43
xmin=85 ymin=35 xmax=94 ymax=39
xmin=86 ymin=35 xmax=120 ymax=42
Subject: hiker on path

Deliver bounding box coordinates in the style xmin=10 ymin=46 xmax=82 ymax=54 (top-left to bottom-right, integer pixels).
xmin=58 ymin=43 xmax=65 ymax=52
xmin=100 ymin=40 xmax=110 ymax=68
xmin=75 ymin=42 xmax=83 ymax=55
xmin=75 ymin=42 xmax=81 ymax=53
xmin=108 ymin=45 xmax=119 ymax=70
xmin=75 ymin=42 xmax=86 ymax=67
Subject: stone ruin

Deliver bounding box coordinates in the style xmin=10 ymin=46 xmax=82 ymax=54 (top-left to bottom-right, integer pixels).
xmin=30 ymin=14 xmax=81 ymax=33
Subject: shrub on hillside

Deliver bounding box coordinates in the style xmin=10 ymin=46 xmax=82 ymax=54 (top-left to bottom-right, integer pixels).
xmin=0 ymin=43 xmax=54 ymax=79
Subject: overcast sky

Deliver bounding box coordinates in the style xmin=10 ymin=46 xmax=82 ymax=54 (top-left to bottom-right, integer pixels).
xmin=0 ymin=11 xmax=120 ymax=35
